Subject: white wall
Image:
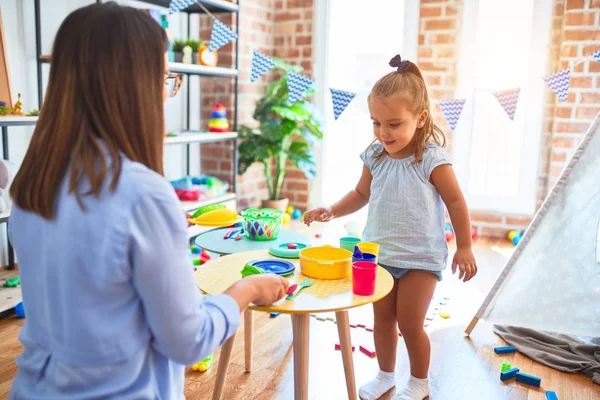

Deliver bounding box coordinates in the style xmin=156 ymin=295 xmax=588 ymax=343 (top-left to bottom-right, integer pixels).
xmin=0 ymin=0 xmax=202 ymax=265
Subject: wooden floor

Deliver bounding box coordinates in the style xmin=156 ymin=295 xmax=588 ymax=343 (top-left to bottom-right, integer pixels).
xmin=0 ymin=238 xmax=598 ymax=399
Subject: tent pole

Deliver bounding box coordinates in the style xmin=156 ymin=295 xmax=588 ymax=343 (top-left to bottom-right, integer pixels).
xmin=465 ymin=316 xmax=479 ymax=336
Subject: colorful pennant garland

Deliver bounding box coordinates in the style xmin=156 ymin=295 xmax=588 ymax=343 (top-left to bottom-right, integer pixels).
xmin=439 ymin=99 xmax=466 ymax=131
xmin=330 ymin=89 xmax=356 ymax=120
xmin=250 ymin=51 xmax=276 ymax=83
xmin=493 ymin=88 xmax=520 ymax=120
xmin=593 ymin=50 xmax=600 ymax=63
xmin=208 ymin=19 xmax=238 ymax=52
xmin=287 ymin=72 xmax=314 ymax=104
xmin=543 ymin=68 xmax=571 ymax=102
xmin=169 ymin=0 xmax=195 ymax=14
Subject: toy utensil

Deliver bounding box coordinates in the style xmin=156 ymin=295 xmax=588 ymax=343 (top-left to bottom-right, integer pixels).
xmin=287 ymin=284 xmax=298 ymax=295
xmin=285 ymin=279 xmax=313 ymax=300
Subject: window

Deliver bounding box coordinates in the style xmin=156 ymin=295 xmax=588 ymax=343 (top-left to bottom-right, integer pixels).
xmin=452 ymin=0 xmax=553 ymax=214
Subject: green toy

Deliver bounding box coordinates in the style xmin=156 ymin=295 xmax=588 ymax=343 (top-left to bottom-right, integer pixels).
xmin=501 ymin=360 xmax=512 ymax=372
xmin=241 ymin=264 xmax=265 ymax=277
xmin=191 ymin=354 xmax=214 ymax=372
xmin=4 ymin=277 xmax=20 ymax=288
xmin=191 ymin=203 xmax=227 ymax=219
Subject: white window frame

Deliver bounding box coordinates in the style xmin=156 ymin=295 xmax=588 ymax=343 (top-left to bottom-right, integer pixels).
xmin=452 ymin=0 xmax=554 ymax=215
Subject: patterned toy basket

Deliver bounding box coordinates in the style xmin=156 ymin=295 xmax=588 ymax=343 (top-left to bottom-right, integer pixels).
xmin=241 ymin=208 xmax=284 ymax=241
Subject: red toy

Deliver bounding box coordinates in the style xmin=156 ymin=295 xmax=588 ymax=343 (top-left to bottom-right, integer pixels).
xmin=335 ymin=343 xmax=355 ymax=351
xmin=176 ymin=188 xmax=200 ymax=201
xmin=359 ymin=344 xmax=376 ymax=358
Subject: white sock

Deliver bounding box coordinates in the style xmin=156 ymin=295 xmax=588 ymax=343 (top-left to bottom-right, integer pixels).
xmin=359 ymin=370 xmax=396 ymax=400
xmin=392 ymin=376 xmax=430 ymax=400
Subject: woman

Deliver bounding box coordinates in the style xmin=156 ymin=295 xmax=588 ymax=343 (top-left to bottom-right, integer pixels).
xmin=8 ymin=3 xmax=288 ymax=399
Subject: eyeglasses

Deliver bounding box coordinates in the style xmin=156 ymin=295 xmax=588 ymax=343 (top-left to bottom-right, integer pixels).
xmin=165 ymin=72 xmax=183 ymax=97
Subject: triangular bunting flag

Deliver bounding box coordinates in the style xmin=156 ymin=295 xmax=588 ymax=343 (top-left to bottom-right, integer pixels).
xmin=330 ymin=89 xmax=356 ymax=120
xmin=250 ymin=51 xmax=276 ymax=83
xmin=287 ymin=73 xmax=313 ymax=104
xmin=543 ymin=68 xmax=571 ymax=102
xmin=208 ymin=19 xmax=238 ymax=52
xmin=439 ymin=99 xmax=466 ymax=131
xmin=493 ymin=88 xmax=520 ymax=120
xmin=592 ymin=50 xmax=600 ymax=63
xmin=169 ymin=0 xmax=195 ymax=14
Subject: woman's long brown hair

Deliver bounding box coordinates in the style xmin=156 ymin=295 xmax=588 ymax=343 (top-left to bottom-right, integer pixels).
xmin=11 ymin=3 xmax=167 ymax=219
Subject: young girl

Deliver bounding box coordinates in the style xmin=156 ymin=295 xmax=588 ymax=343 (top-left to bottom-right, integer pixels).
xmin=304 ymin=55 xmax=477 ymax=400
xmin=8 ymin=4 xmax=287 ymax=399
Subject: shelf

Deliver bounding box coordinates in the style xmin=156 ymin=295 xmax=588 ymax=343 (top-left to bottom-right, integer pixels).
xmin=168 ymin=62 xmax=238 ymax=77
xmin=180 ymin=192 xmax=236 ymax=212
xmin=165 ymin=131 xmax=237 ymax=145
xmin=0 ymin=116 xmax=38 ymax=127
xmin=136 ymin=0 xmax=239 ymax=14
xmin=39 ymin=56 xmax=238 ymax=78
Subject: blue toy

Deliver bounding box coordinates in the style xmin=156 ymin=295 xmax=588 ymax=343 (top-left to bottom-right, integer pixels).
xmin=444 ymin=223 xmax=453 ymax=232
xmin=546 ymin=391 xmax=558 ymax=400
xmin=494 ymin=345 xmax=516 ymax=354
xmin=500 ymin=367 xmax=519 ymax=381
xmin=190 ymin=245 xmax=201 ymax=254
xmin=270 ymin=312 xmax=280 ymax=318
xmin=516 ymin=371 xmax=541 ymax=387
xmin=292 ymin=209 xmax=302 ymax=220
xmin=14 ymin=302 xmax=25 ymax=318
xmin=512 ymin=234 xmax=522 ymax=246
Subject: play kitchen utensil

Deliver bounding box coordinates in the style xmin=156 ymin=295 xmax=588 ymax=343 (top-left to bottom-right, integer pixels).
xmin=268 ymin=242 xmax=310 ymax=259
xmin=244 ymin=259 xmax=295 ymax=276
xmin=299 ymin=246 xmax=352 ymax=280
xmin=241 ymin=208 xmax=284 ymax=241
xmin=340 ymin=237 xmax=361 ymax=252
xmin=357 ymin=242 xmax=380 ymax=262
xmin=352 ymin=246 xmax=376 ymax=263
xmin=352 ymin=261 xmax=377 ymax=296
xmin=286 ymin=278 xmax=313 ymax=300
xmin=287 ymin=284 xmax=298 ymax=295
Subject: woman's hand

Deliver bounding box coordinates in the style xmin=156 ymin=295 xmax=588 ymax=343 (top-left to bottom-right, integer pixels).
xmin=303 ymin=207 xmax=334 ymax=226
xmin=451 ymin=247 xmax=477 ymax=282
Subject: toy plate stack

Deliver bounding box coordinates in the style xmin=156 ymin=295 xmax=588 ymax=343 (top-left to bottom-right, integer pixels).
xmin=208 ymin=104 xmax=230 ymax=133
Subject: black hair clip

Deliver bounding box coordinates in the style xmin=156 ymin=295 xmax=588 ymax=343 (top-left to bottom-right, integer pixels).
xmin=389 ymin=54 xmax=410 ymax=72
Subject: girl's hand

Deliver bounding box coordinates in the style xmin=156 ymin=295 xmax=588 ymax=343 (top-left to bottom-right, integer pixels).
xmin=452 ymin=247 xmax=477 ymax=282
xmin=303 ymin=207 xmax=333 ymax=226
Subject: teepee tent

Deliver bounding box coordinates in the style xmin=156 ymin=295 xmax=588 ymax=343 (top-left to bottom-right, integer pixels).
xmin=466 ymin=112 xmax=600 ymax=337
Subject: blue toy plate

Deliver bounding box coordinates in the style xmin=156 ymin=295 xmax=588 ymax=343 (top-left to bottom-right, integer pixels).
xmin=246 ymin=259 xmax=295 ymax=276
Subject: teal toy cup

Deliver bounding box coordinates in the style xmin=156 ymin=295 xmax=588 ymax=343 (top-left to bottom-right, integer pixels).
xmin=340 ymin=237 xmax=361 ymax=252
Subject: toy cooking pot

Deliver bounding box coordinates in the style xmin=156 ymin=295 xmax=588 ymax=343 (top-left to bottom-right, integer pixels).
xmin=299 ymin=246 xmax=353 ymax=280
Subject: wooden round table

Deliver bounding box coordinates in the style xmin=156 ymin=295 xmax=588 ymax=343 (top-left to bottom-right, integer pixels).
xmin=195 ymin=249 xmax=394 ymax=400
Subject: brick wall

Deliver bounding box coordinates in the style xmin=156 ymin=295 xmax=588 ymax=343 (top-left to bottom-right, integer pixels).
xmin=417 ymin=0 xmax=600 ymax=238
xmin=198 ymin=0 xmax=314 ymax=210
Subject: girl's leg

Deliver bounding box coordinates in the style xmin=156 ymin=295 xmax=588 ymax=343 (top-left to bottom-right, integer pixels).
xmin=359 ymin=279 xmax=399 ymax=400
xmin=393 ymin=271 xmax=437 ymax=400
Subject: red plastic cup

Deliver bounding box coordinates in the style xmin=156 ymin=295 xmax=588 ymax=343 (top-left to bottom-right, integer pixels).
xmin=352 ymin=261 xmax=377 ymax=296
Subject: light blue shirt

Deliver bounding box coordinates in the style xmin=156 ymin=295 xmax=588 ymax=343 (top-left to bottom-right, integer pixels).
xmin=361 ymin=143 xmax=451 ymax=271
xmin=8 ymin=151 xmax=240 ymax=399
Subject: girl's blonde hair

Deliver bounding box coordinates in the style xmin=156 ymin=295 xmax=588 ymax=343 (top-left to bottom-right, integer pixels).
xmin=368 ymin=59 xmax=446 ymax=164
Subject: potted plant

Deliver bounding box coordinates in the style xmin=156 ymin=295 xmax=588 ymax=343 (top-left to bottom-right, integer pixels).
xmin=172 ymin=39 xmax=186 ymax=62
xmin=186 ymin=39 xmax=202 ymax=64
xmin=238 ymin=59 xmax=323 ymax=211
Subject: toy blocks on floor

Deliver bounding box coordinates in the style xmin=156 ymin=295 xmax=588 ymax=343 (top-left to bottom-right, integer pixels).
xmin=439 ymin=311 xmax=451 ymax=319
xmin=516 ymin=371 xmax=541 ymax=387
xmin=335 ymin=343 xmax=355 ymax=351
xmin=359 ymin=344 xmax=376 ymax=358
xmin=270 ymin=312 xmax=280 ymax=318
xmin=500 ymin=367 xmax=519 ymax=381
xmin=501 ymin=361 xmax=512 ymax=372
xmin=494 ymin=345 xmax=516 ymax=354
xmin=546 ymin=391 xmax=558 ymax=400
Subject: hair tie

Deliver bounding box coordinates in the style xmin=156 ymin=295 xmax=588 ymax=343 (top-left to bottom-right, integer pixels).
xmin=389 ymin=54 xmax=410 ymax=72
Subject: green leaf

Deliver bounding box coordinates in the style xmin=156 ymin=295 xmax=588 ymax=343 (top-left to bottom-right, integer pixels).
xmin=287 ymin=141 xmax=317 ymax=179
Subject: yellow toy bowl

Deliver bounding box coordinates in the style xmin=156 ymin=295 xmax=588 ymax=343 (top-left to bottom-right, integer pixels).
xmin=299 ymin=246 xmax=353 ymax=280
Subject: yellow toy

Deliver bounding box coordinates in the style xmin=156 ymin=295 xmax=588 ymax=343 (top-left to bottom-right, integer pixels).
xmin=191 ymin=354 xmax=214 ymax=372
xmin=283 ymin=213 xmax=291 ymax=224
xmin=11 ymin=93 xmax=24 ymax=116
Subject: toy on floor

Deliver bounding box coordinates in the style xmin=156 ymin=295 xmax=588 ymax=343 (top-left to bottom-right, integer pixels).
xmin=515 ymin=371 xmax=541 ymax=387
xmin=191 ymin=354 xmax=214 ymax=372
xmin=14 ymin=302 xmax=25 ymax=318
xmin=494 ymin=346 xmax=516 ymax=354
xmin=359 ymin=344 xmax=376 ymax=358
xmin=291 ymin=209 xmax=302 ymax=220
xmin=500 ymin=367 xmax=519 ymax=381
xmin=546 ymin=391 xmax=558 ymax=400
xmin=335 ymin=343 xmax=355 ymax=351
xmin=438 ymin=311 xmax=450 ymax=319
xmin=508 ymin=230 xmax=524 ymax=246
xmin=283 ymin=213 xmax=291 ymax=224
xmin=208 ymin=104 xmax=230 ymax=133
xmin=4 ymin=277 xmax=20 ymax=288
xmin=501 ymin=360 xmax=512 ymax=372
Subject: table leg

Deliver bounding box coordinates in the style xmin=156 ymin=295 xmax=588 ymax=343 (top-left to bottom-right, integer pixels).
xmin=335 ymin=311 xmax=357 ymax=400
xmin=292 ymin=313 xmax=310 ymax=400
xmin=244 ymin=309 xmax=253 ymax=372
xmin=212 ymin=332 xmax=236 ymax=400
